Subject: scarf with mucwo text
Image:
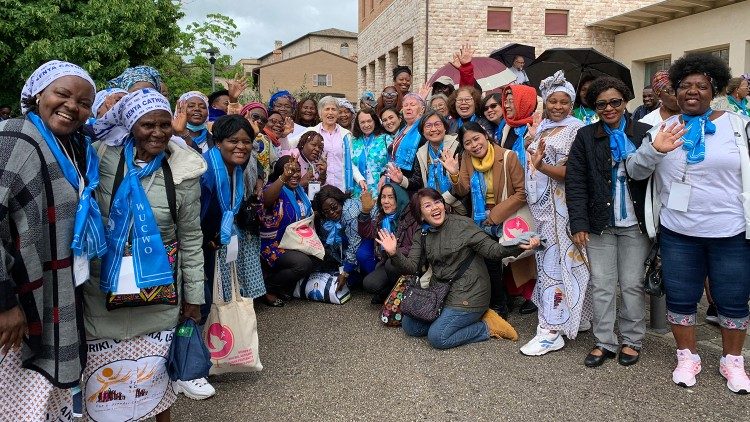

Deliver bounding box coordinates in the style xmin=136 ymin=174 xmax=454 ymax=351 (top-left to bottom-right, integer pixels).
xmin=728 ymin=96 xmax=749 ymax=117
xmin=27 ymin=112 xmax=107 ymax=259
xmin=680 ymin=109 xmax=716 ymax=164
xmin=281 ymin=186 xmax=312 ymax=219
xmin=470 ymin=144 xmax=495 ymax=226
xmin=393 ymin=118 xmax=422 ymax=171
xmin=100 ymin=137 xmax=173 ymax=293
xmin=322 ymin=220 xmax=344 ymax=245
xmin=205 ymin=147 xmax=244 ymax=244
xmin=427 ymin=143 xmax=452 ymax=193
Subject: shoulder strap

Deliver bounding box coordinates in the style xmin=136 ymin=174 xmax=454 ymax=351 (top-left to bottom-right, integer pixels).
xmin=500 ymin=149 xmax=510 ymax=201
xmin=416 ymin=231 xmax=428 ymax=276
xmin=110 ymin=150 xmax=177 ymax=225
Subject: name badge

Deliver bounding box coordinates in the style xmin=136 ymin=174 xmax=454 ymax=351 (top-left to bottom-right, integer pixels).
xmin=666 ymin=182 xmax=691 ymax=212
xmin=73 ymin=255 xmax=89 ymax=287
xmin=225 ymin=235 xmax=239 ymax=263
xmin=526 ymin=180 xmax=538 ymax=203
xmin=114 ymin=256 xmax=140 ymax=295
xmin=308 ymin=182 xmax=321 ymax=200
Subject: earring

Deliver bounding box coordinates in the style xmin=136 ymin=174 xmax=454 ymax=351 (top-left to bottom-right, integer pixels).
xmin=35 ymin=97 xmax=40 ymax=106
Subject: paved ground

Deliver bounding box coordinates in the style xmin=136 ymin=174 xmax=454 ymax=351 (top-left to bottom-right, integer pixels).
xmin=171 ymin=294 xmax=750 ymax=421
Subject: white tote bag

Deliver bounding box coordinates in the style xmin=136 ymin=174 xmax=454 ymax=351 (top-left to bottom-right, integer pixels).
xmin=277 ymin=215 xmax=325 ymax=260
xmin=499 ymin=150 xmax=537 ymax=264
xmin=203 ymin=253 xmax=263 ymax=374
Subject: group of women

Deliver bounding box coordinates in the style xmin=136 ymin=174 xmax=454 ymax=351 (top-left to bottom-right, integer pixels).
xmin=1 ymin=50 xmax=749 ymax=421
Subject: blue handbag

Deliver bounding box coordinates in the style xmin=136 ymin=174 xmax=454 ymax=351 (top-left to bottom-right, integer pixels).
xmin=167 ymin=319 xmax=212 ymax=381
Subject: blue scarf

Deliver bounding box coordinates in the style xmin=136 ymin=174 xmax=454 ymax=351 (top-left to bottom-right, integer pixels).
xmin=343 ymin=133 xmax=354 ymax=191
xmin=728 ymin=96 xmax=749 ymax=117
xmin=206 ymin=147 xmax=244 ymax=244
xmin=100 ymin=137 xmax=172 ymax=292
xmin=381 ymin=213 xmax=397 ymax=233
xmin=357 ymin=135 xmax=374 ymax=181
xmin=456 ymin=114 xmax=476 ymax=130
xmin=281 ymin=186 xmax=312 ymax=219
xmin=190 ymin=127 xmax=209 ymax=146
xmin=604 ymin=117 xmax=635 ymax=163
xmin=427 ymin=143 xmax=451 ymax=193
xmin=578 ymin=106 xmax=596 ymax=125
xmin=470 ymin=170 xmax=487 ymax=226
xmin=322 ymin=220 xmax=343 ymax=245
xmin=511 ymin=125 xmax=528 ymax=170
xmin=393 ymin=118 xmax=422 ymax=171
xmin=681 ymin=109 xmax=715 ymax=164
xmin=208 ymin=106 xmax=226 ymax=122
xmin=494 ymin=118 xmax=506 ymax=142
xmin=27 ymin=112 xmax=107 ymax=259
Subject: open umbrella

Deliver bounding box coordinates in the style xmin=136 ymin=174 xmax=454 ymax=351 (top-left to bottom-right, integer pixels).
xmin=427 ymin=57 xmax=515 ymax=93
xmin=490 ymin=43 xmax=536 ymax=68
xmin=525 ymin=48 xmax=634 ymax=99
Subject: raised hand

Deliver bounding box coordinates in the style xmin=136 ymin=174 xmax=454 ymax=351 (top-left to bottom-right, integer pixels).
xmin=358 ymin=180 xmax=368 ymax=191
xmin=227 ymin=73 xmax=248 ymax=102
xmin=439 ymin=147 xmax=460 ymax=176
xmin=282 ymin=116 xmax=294 ymax=137
xmin=375 ymin=229 xmax=398 ymax=256
xmin=172 ymin=100 xmax=188 ymax=135
xmin=360 ymin=190 xmax=375 ymax=213
xmin=247 ymin=114 xmax=260 ymax=136
xmin=386 ymin=163 xmax=404 ymax=184
xmin=418 ymin=83 xmax=432 ymax=101
xmin=457 ymin=43 xmax=475 ymax=66
xmin=652 ymin=122 xmax=686 ymax=153
xmin=529 ymin=138 xmax=546 ymax=170
xmin=526 ymin=112 xmax=543 ymax=144
xmin=281 ymin=159 xmax=298 ymax=183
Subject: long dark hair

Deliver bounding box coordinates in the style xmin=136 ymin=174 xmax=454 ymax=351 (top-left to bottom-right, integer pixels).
xmin=352 ymin=109 xmax=385 ymax=138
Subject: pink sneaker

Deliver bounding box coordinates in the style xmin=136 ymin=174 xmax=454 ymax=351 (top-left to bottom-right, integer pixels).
xmin=720 ymin=355 xmax=750 ymax=395
xmin=672 ymin=349 xmax=701 ymax=388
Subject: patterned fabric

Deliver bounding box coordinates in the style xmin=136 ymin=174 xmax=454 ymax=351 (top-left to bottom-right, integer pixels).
xmin=0 ymin=118 xmax=83 ymax=387
xmin=229 ymin=231 xmax=266 ymax=299
xmin=526 ymin=122 xmax=592 ymax=338
xmin=259 ymin=185 xmax=309 ymax=267
xmin=0 ymin=349 xmax=73 ymax=421
xmin=350 ymin=133 xmax=390 ymax=198
xmin=573 ymin=105 xmax=599 ymax=125
xmin=318 ymin=199 xmax=362 ymax=273
xmin=82 ymin=330 xmax=176 ymax=421
xmin=108 ymin=65 xmax=163 ymax=91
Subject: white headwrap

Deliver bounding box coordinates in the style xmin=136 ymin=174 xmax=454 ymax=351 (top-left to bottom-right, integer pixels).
xmin=539 ymin=70 xmax=576 ymax=102
xmin=178 ymin=91 xmax=209 ymax=110
xmin=20 ymin=60 xmax=96 ymax=114
xmin=336 ymin=98 xmax=355 ymax=115
xmin=92 ymin=88 xmax=128 ymax=118
xmin=94 ymin=88 xmax=172 ymax=146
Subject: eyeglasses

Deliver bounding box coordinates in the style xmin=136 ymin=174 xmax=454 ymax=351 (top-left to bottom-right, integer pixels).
xmin=383 ymin=92 xmax=398 ymax=99
xmin=594 ymin=98 xmax=624 ymax=111
xmin=267 ymin=118 xmax=284 ymax=126
xmin=659 ymin=87 xmax=676 ymax=96
xmin=456 ymin=97 xmax=473 ymax=104
xmin=485 ymin=103 xmax=500 ymax=110
xmin=423 ymin=122 xmax=444 ymax=130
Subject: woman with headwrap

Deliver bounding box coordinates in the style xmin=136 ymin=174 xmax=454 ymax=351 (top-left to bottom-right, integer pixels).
xmin=337 ymin=98 xmax=356 ymax=131
xmin=499 ymin=84 xmax=539 ymax=313
xmin=572 ymin=75 xmax=599 ymax=125
xmin=174 ymin=91 xmax=213 ymax=153
xmin=0 ymin=60 xmax=99 ymax=421
xmin=108 ymin=65 xmax=164 ymax=92
xmin=270 ymin=90 xmax=306 ymax=140
xmin=640 ymin=70 xmax=681 ymax=127
xmin=82 ymin=88 xmax=209 ymax=417
xmin=383 ymin=93 xmax=426 ymax=195
xmin=566 ymin=76 xmax=650 ymax=369
xmin=358 ymin=183 xmax=418 ymax=303
xmin=518 ymin=71 xmax=591 ymax=356
xmin=91 ymin=87 xmax=128 ymax=121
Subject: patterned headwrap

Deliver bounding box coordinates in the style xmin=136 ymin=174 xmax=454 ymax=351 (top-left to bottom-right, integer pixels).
xmin=268 ymin=90 xmax=297 ymax=112
xmin=651 ymin=71 xmax=671 ymax=96
xmin=93 ymin=88 xmax=171 ymax=145
xmin=337 ymin=98 xmax=355 ymax=115
xmin=240 ymin=101 xmax=267 ymax=117
xmin=20 ymin=60 xmax=96 ymax=114
xmin=539 ymin=70 xmax=576 ymax=102
xmin=360 ymin=90 xmax=377 ymax=108
xmin=108 ymin=65 xmax=163 ymax=92
xmin=177 ymin=91 xmax=209 ymax=124
xmin=92 ymin=88 xmax=128 ymax=117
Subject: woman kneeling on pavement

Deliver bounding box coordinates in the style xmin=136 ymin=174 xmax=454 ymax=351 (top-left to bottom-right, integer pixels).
xmin=377 ymin=188 xmax=540 ymax=349
xmin=84 ymin=88 xmax=207 ymax=420
xmin=626 ymin=54 xmax=750 ymax=393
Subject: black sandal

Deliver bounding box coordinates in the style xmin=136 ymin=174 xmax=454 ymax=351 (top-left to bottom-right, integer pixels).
xmin=260 ymin=295 xmax=285 ymax=307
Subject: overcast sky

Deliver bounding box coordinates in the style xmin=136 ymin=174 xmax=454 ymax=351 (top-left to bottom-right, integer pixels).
xmin=179 ymin=0 xmax=359 ymax=61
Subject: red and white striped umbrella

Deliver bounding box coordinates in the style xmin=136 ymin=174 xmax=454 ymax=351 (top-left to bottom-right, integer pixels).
xmin=427 ymin=57 xmax=516 ymax=93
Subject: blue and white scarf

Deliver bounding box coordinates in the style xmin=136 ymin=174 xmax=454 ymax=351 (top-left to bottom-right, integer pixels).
xmin=206 ymin=147 xmax=244 ymax=244
xmin=27 ymin=112 xmax=107 ymax=259
xmin=357 ymin=135 xmax=374 ymax=182
xmin=456 ymin=114 xmax=476 ymax=130
xmin=282 ymin=186 xmax=312 ymax=219
xmin=190 ymin=127 xmax=209 ymax=147
xmin=511 ymin=125 xmax=528 ymax=170
xmin=393 ymin=118 xmax=422 ymax=171
xmin=100 ymin=137 xmax=173 ymax=292
xmin=322 ymin=220 xmax=344 ymax=245
xmin=427 ymin=143 xmax=452 ymax=193
xmin=470 ymin=170 xmax=487 ymax=226
xmin=381 ymin=213 xmax=397 ymax=233
xmin=681 ymin=109 xmax=716 ymax=164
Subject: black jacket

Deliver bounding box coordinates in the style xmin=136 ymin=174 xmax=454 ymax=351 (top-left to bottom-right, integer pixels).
xmin=565 ymin=120 xmax=651 ymax=235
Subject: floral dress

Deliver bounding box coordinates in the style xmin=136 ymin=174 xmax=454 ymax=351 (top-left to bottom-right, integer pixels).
xmin=350 ymin=133 xmax=390 ymax=198
xmin=525 ymin=122 xmax=592 ymax=338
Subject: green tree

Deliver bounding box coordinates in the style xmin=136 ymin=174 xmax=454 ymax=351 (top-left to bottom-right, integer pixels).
xmin=0 ymin=0 xmax=183 ymax=107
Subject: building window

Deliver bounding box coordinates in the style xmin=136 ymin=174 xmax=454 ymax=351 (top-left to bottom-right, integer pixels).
xmin=340 ymin=43 xmax=350 ymax=57
xmin=709 ymin=47 xmax=729 ymax=65
xmin=644 ymin=58 xmax=670 ymax=88
xmin=487 ymin=7 xmax=512 ymax=32
xmin=313 ymin=74 xmax=332 ymax=87
xmin=545 ymin=10 xmax=568 ymax=36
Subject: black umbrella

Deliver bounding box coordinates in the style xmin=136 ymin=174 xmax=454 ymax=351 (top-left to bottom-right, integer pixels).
xmin=490 ymin=43 xmax=536 ymax=68
xmin=525 ymin=48 xmax=634 ymax=99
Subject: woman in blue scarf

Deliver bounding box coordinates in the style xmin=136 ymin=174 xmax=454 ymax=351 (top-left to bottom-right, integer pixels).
xmin=350 ymin=108 xmax=391 ymax=198
xmin=358 ymin=183 xmax=417 ymax=303
xmin=481 ymin=93 xmax=506 ymax=143
xmin=384 ymin=93 xmax=425 ymax=194
xmin=312 ymin=185 xmax=374 ymax=291
xmin=175 ymin=91 xmax=213 ymax=153
xmin=447 ymin=86 xmax=493 ymax=135
xmin=566 ymin=76 xmax=651 ymax=369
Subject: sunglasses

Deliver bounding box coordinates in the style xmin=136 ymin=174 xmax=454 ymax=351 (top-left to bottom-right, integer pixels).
xmin=594 ymin=98 xmax=624 ymax=111
xmin=485 ymin=103 xmax=500 ymax=110
xmin=383 ymin=92 xmax=398 ymax=99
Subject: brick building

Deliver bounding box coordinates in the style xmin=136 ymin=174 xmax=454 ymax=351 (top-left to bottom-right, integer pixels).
xmin=357 ymin=0 xmax=656 ymax=93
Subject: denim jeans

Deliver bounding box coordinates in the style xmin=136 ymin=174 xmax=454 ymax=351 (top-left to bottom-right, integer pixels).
xmin=587 ymin=225 xmax=650 ymax=352
xmin=660 ymin=226 xmax=750 ymax=330
xmin=402 ymin=307 xmax=489 ymax=349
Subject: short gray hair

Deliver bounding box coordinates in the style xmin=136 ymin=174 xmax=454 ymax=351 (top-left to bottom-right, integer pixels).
xmin=318 ymin=96 xmax=339 ymax=113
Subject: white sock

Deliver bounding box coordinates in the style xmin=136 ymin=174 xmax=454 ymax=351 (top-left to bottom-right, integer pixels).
xmin=677 ymin=348 xmax=700 ymax=362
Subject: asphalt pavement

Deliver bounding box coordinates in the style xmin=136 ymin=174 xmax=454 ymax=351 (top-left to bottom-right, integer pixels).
xmin=170 ymin=294 xmax=750 ymax=421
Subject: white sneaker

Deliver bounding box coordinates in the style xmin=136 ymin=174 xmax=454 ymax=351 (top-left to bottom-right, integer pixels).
xmin=172 ymin=378 xmax=216 ymax=400
xmin=720 ymin=355 xmax=750 ymax=394
xmin=520 ymin=326 xmax=564 ymax=356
